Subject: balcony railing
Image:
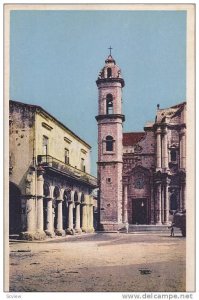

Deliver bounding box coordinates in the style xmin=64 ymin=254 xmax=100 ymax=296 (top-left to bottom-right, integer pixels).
xmin=37 ymin=155 xmax=97 ymax=187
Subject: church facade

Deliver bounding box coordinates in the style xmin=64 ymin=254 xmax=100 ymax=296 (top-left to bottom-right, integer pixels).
xmin=96 ymin=55 xmax=186 ymax=231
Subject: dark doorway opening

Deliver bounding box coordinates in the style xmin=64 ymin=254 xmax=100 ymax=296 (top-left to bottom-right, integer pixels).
xmin=62 ymin=200 xmax=68 ymax=230
xmin=9 ymin=182 xmax=21 ymax=234
xmin=132 ymin=198 xmax=148 ymax=224
xmin=170 ymin=193 xmax=178 ymax=211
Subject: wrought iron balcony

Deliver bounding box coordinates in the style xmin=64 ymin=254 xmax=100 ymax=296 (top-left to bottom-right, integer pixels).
xmin=37 ymin=155 xmax=97 ymax=187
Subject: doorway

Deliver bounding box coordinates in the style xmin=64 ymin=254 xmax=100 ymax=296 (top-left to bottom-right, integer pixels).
xmin=9 ymin=182 xmax=21 ymax=234
xmin=132 ymin=198 xmax=148 ymax=224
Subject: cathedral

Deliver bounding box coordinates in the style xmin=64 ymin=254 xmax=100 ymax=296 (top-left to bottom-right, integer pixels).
xmin=96 ymin=54 xmax=186 ymax=231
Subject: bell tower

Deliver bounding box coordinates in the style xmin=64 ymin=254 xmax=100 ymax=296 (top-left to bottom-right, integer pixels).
xmin=96 ymin=50 xmax=125 ymax=231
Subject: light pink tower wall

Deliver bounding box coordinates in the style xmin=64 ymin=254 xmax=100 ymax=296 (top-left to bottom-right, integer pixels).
xmin=96 ymin=54 xmax=125 ymax=231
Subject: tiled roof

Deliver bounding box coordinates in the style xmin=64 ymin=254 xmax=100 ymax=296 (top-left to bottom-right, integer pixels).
xmin=123 ymin=132 xmax=145 ymax=146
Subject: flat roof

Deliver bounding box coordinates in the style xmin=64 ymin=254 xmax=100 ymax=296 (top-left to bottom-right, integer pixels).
xmin=10 ymin=100 xmax=91 ymax=149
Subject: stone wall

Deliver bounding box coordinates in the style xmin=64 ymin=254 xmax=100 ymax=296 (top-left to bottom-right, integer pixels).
xmin=9 ymin=102 xmax=35 ymax=193
xmin=35 ymin=112 xmax=91 ymax=173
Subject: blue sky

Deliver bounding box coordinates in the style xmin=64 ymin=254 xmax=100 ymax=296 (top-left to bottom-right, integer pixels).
xmin=10 ymin=10 xmax=186 ymax=175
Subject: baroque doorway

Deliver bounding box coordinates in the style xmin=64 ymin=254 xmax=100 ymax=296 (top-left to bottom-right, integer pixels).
xmin=132 ymin=198 xmax=148 ymax=224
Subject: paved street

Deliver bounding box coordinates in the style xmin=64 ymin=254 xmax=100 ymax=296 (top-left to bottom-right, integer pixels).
xmin=9 ymin=232 xmax=186 ymax=292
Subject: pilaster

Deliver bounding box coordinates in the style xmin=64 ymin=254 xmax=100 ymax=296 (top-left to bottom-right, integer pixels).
xmin=162 ymin=127 xmax=169 ymax=170
xmin=156 ymin=182 xmax=162 ymax=225
xmin=156 ymin=127 xmax=162 ymax=170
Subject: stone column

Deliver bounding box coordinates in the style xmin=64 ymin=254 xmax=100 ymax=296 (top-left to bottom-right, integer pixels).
xmin=45 ymin=198 xmax=54 ymax=236
xmin=89 ymin=203 xmax=94 ymax=232
xmin=179 ymin=186 xmax=183 ymax=210
xmin=123 ymin=185 xmax=128 ymax=223
xmin=161 ymin=186 xmax=164 ymax=223
xmin=56 ymin=200 xmax=64 ymax=236
xmin=75 ymin=203 xmax=82 ymax=233
xmin=183 ymin=182 xmax=186 ymax=210
xmin=182 ymin=129 xmax=186 ymax=169
xmin=67 ymin=201 xmax=74 ymax=231
xmin=36 ymin=168 xmax=45 ymax=238
xmin=150 ymin=184 xmax=155 ymax=224
xmin=156 ymin=183 xmax=162 ymax=224
xmin=26 ymin=197 xmax=36 ymax=232
xmin=81 ymin=203 xmax=88 ymax=232
xmin=181 ymin=182 xmax=186 ymax=210
xmin=162 ymin=128 xmax=168 ymax=169
xmin=156 ymin=127 xmax=162 ymax=169
xmin=87 ymin=204 xmax=90 ymax=230
xmin=180 ymin=128 xmax=186 ymax=169
xmin=164 ymin=183 xmax=170 ymax=225
xmin=37 ymin=197 xmax=43 ymax=231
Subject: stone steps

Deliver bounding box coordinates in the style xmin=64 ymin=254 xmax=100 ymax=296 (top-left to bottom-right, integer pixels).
xmin=127 ymin=224 xmax=182 ymax=233
xmin=129 ymin=225 xmax=170 ymax=232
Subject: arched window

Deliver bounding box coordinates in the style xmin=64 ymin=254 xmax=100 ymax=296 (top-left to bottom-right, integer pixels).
xmin=106 ymin=135 xmax=114 ymax=151
xmin=106 ymin=94 xmax=113 ymax=114
xmin=107 ymin=68 xmax=112 ymax=78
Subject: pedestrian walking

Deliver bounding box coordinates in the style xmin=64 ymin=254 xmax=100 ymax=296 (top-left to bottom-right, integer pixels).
xmin=170 ymin=225 xmax=174 ymax=237
xmin=168 ymin=224 xmax=174 ymax=237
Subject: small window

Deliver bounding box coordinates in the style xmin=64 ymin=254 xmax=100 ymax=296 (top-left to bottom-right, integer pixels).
xmin=81 ymin=158 xmax=86 ymax=172
xmin=107 ymin=68 xmax=112 ymax=78
xmin=106 ymin=178 xmax=112 ymax=184
xmin=170 ymin=150 xmax=177 ymax=162
xmin=106 ymin=135 xmax=113 ymax=152
xmin=106 ymin=94 xmax=113 ymax=114
xmin=64 ymin=148 xmax=69 ymax=164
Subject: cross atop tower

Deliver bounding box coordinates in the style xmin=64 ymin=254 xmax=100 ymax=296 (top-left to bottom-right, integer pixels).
xmin=108 ymin=46 xmax=113 ymax=56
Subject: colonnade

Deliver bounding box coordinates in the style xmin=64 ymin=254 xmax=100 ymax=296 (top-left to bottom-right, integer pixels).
xmin=24 ymin=169 xmax=95 ymax=239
